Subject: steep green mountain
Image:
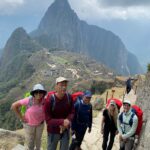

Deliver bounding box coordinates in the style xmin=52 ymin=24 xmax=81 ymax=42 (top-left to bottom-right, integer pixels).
xmin=31 ymin=0 xmax=143 ymax=75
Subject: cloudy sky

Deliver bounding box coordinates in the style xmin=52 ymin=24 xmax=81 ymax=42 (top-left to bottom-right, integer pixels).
xmin=0 ymin=0 xmax=150 ymax=67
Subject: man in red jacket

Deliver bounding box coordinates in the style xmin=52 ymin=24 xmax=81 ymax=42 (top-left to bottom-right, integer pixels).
xmin=44 ymin=77 xmax=74 ymax=150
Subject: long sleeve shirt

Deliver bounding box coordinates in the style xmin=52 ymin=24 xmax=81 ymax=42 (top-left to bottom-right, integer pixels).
xmin=44 ymin=93 xmax=74 ymax=134
xmin=117 ymin=109 xmax=138 ymax=139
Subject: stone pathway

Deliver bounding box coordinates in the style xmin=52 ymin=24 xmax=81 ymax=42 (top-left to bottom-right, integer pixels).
xmin=81 ymin=89 xmax=137 ymax=150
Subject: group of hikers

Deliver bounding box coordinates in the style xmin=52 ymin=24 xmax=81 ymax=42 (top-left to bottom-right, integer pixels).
xmin=11 ymin=76 xmax=142 ymax=150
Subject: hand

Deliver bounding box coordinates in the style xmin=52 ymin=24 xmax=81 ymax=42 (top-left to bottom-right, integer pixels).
xmin=71 ymin=130 xmax=75 ymax=135
xmin=119 ymin=134 xmax=123 ymax=141
xmin=88 ymin=128 xmax=91 ymax=133
xmin=60 ymin=125 xmax=66 ymax=133
xmin=63 ymin=119 xmax=70 ymax=128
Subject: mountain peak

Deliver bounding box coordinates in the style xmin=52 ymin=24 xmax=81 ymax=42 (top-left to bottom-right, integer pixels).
xmin=0 ymin=27 xmax=41 ymax=67
xmin=31 ymin=0 xmax=143 ymax=75
xmin=34 ymin=0 xmax=77 ymax=34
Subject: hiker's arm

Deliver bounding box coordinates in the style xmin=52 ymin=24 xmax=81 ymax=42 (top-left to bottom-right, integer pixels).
xmin=117 ymin=115 xmax=123 ymax=135
xmin=122 ymin=116 xmax=138 ymax=139
xmin=89 ymin=105 xmax=93 ymax=129
xmin=11 ymin=101 xmax=24 ymax=122
xmin=101 ymin=116 xmax=105 ymax=134
xmin=44 ymin=98 xmax=64 ymax=126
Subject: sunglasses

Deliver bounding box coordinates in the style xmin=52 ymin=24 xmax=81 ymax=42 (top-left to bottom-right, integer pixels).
xmin=34 ymin=90 xmax=44 ymax=94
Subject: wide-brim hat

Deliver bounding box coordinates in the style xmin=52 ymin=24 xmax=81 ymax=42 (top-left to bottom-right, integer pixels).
xmin=30 ymin=84 xmax=47 ymax=96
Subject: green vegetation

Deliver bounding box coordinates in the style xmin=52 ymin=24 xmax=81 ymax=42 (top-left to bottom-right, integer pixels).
xmin=147 ymin=63 xmax=150 ymax=72
xmin=52 ymin=56 xmax=68 ymax=64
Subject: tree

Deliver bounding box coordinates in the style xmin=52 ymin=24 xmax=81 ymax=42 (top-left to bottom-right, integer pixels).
xmin=147 ymin=63 xmax=150 ymax=72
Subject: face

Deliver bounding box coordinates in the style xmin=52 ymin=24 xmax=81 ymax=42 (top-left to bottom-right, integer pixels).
xmin=83 ymin=96 xmax=91 ymax=104
xmin=56 ymin=81 xmax=68 ymax=95
xmin=123 ymin=103 xmax=131 ymax=112
xmin=109 ymin=104 xmax=115 ymax=110
xmin=33 ymin=90 xmax=45 ymax=100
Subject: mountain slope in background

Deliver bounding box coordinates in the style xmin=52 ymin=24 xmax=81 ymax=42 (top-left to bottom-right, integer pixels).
xmin=31 ymin=0 xmax=143 ymax=75
xmin=0 ymin=48 xmax=2 ymax=58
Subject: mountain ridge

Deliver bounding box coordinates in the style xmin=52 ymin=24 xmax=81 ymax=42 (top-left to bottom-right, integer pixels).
xmin=31 ymin=0 xmax=143 ymax=75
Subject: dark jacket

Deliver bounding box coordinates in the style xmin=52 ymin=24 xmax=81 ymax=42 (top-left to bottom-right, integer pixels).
xmin=72 ymin=99 xmax=92 ymax=132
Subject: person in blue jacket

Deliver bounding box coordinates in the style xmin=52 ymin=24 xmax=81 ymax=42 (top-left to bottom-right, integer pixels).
xmin=69 ymin=90 xmax=93 ymax=150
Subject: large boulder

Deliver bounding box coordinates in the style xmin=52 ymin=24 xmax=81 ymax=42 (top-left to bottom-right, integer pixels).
xmin=0 ymin=128 xmax=25 ymax=150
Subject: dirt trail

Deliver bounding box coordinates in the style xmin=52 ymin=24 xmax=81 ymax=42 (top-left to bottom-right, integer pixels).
xmin=81 ymin=89 xmax=136 ymax=150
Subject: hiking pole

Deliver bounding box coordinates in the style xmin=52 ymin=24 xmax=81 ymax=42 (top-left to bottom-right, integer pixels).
xmin=106 ymin=91 xmax=108 ymax=104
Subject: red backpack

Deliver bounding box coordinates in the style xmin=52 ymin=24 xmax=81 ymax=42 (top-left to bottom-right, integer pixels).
xmin=119 ymin=104 xmax=143 ymax=136
xmin=132 ymin=105 xmax=143 ymax=136
xmin=71 ymin=91 xmax=84 ymax=103
xmin=106 ymin=98 xmax=122 ymax=110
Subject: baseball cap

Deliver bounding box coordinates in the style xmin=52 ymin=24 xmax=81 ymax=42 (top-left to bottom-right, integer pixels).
xmin=110 ymin=100 xmax=116 ymax=106
xmin=56 ymin=77 xmax=68 ymax=84
xmin=84 ymin=90 xmax=92 ymax=97
xmin=123 ymin=100 xmax=131 ymax=106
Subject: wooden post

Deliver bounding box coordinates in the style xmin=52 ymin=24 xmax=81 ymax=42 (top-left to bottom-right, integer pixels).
xmin=111 ymin=89 xmax=115 ymax=98
xmin=122 ymin=92 xmax=125 ymax=102
xmin=106 ymin=91 xmax=108 ymax=104
xmin=135 ymin=86 xmax=137 ymax=95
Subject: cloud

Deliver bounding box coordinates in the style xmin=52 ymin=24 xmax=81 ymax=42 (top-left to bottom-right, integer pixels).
xmin=1 ymin=0 xmax=150 ymax=20
xmin=70 ymin=0 xmax=150 ymax=21
xmin=0 ymin=0 xmax=25 ymax=15
xmin=98 ymin=0 xmax=150 ymax=7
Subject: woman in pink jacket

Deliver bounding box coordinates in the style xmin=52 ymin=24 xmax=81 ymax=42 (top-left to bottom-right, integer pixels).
xmin=11 ymin=84 xmax=47 ymax=150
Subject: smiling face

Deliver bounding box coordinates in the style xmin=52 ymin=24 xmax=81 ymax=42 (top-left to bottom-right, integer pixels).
xmin=33 ymin=90 xmax=45 ymax=100
xmin=123 ymin=103 xmax=131 ymax=112
xmin=109 ymin=104 xmax=116 ymax=111
xmin=56 ymin=81 xmax=68 ymax=96
xmin=83 ymin=96 xmax=91 ymax=104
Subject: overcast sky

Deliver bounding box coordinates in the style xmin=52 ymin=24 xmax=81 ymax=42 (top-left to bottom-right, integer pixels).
xmin=0 ymin=0 xmax=150 ymax=66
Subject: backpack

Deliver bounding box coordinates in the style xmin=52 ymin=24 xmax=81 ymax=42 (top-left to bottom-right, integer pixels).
xmin=71 ymin=91 xmax=84 ymax=103
xmin=119 ymin=105 xmax=143 ymax=135
xmin=20 ymin=92 xmax=33 ymax=115
xmin=106 ymin=98 xmax=122 ymax=110
xmin=20 ymin=91 xmax=45 ymax=115
xmin=132 ymin=105 xmax=143 ymax=135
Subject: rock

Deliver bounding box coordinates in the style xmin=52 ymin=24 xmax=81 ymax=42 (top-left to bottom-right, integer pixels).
xmin=12 ymin=144 xmax=25 ymax=150
xmin=136 ymin=73 xmax=150 ymax=150
xmin=92 ymin=96 xmax=104 ymax=110
xmin=0 ymin=128 xmax=25 ymax=150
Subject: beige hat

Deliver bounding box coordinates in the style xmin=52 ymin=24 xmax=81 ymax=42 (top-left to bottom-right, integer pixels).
xmin=56 ymin=77 xmax=68 ymax=84
xmin=123 ymin=100 xmax=131 ymax=106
